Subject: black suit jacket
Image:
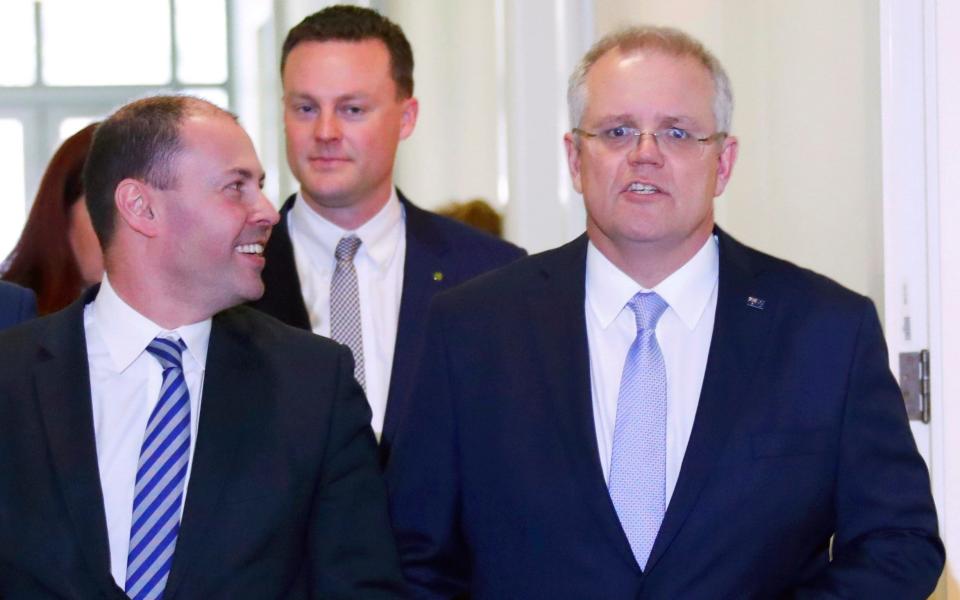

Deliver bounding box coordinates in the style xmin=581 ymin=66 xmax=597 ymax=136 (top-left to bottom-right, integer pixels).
xmin=386 ymin=230 xmax=944 ymax=599
xmin=248 ymin=191 xmax=525 ymax=456
xmin=0 ymin=280 xmax=36 ymax=330
xmin=0 ymin=289 xmax=405 ymax=599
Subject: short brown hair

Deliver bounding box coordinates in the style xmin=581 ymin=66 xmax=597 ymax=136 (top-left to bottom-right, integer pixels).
xmin=568 ymin=25 xmax=733 ymax=133
xmin=83 ymin=95 xmax=235 ymax=249
xmin=281 ymin=5 xmax=414 ymax=99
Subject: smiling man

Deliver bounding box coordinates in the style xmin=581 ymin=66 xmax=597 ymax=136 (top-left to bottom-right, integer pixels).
xmin=0 ymin=96 xmax=404 ymax=599
xmin=249 ymin=6 xmax=524 ymax=454
xmin=386 ymin=26 xmax=944 ymax=598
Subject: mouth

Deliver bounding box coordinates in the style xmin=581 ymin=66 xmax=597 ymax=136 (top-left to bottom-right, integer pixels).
xmin=309 ymin=155 xmax=350 ymax=165
xmin=623 ymin=181 xmax=664 ymax=195
xmin=234 ymin=243 xmax=266 ymax=256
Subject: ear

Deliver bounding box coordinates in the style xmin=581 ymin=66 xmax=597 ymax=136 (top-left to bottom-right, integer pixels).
xmin=115 ymin=179 xmax=159 ymax=238
xmin=398 ymin=96 xmax=419 ymax=141
xmin=563 ymin=132 xmax=584 ymax=194
xmin=713 ymin=135 xmax=738 ymax=197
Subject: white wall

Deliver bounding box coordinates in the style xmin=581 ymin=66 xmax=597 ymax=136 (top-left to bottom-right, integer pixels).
xmin=595 ymin=0 xmax=884 ymax=310
xmin=386 ymin=0 xmax=500 ymax=211
xmin=256 ymin=1 xmax=885 ymax=307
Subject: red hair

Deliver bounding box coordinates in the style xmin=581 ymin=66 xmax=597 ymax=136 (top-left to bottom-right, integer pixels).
xmin=2 ymin=123 xmax=98 ymax=315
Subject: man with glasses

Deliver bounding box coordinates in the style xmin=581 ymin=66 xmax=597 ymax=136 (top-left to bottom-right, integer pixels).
xmin=387 ymin=25 xmax=943 ymax=598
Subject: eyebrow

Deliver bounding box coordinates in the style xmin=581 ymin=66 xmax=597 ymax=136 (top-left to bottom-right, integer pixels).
xmin=285 ymin=91 xmax=372 ymax=103
xmin=592 ymin=114 xmax=702 ymax=128
xmin=226 ymin=167 xmax=265 ymax=184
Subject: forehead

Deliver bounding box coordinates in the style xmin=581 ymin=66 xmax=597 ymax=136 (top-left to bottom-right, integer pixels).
xmin=282 ymin=38 xmax=394 ymax=94
xmin=176 ymin=113 xmax=262 ymax=177
xmin=583 ymin=48 xmax=715 ymax=126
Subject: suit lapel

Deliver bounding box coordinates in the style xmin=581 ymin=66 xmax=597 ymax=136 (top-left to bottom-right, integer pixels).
xmin=381 ymin=193 xmax=450 ymax=451
xmin=253 ymin=194 xmax=311 ymax=329
xmin=164 ymin=310 xmax=264 ymax=598
xmin=645 ymin=229 xmax=777 ymax=571
xmin=526 ymin=236 xmax=639 ymax=570
xmin=35 ymin=291 xmax=117 ymax=592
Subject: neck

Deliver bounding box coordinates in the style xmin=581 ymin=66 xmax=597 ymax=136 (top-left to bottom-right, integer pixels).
xmin=301 ymin=184 xmax=393 ymax=231
xmin=589 ymin=226 xmax=712 ymax=289
xmin=106 ymin=263 xmax=211 ymax=330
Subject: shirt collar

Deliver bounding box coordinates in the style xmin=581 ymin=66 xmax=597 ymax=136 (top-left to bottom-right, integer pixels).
xmin=92 ymin=274 xmax=212 ymax=373
xmin=586 ymin=234 xmax=719 ymax=331
xmin=290 ymin=187 xmax=404 ymax=273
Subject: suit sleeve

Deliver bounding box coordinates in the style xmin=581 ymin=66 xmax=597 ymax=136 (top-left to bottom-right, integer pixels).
xmin=308 ymin=346 xmax=406 ymax=599
xmin=794 ymin=300 xmax=944 ymax=598
xmin=386 ymin=302 xmax=471 ymax=599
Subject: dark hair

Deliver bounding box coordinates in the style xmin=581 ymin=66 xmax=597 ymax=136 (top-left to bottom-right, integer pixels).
xmin=83 ymin=95 xmax=234 ymax=248
xmin=2 ymin=123 xmax=97 ymax=314
xmin=281 ymin=5 xmax=414 ymax=99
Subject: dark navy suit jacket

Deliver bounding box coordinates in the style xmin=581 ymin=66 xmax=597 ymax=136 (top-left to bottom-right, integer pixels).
xmin=0 ymin=281 xmax=36 ymax=330
xmin=0 ymin=289 xmax=405 ymax=599
xmin=386 ymin=230 xmax=944 ymax=599
xmin=248 ymin=191 xmax=525 ymax=457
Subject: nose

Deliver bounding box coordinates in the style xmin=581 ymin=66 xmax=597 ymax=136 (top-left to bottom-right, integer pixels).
xmin=313 ymin=110 xmax=341 ymax=142
xmin=627 ymin=131 xmax=664 ymax=165
xmin=253 ymin=191 xmax=281 ymax=228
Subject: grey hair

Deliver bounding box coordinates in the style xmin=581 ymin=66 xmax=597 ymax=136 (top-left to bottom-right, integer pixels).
xmin=567 ymin=25 xmax=733 ymax=134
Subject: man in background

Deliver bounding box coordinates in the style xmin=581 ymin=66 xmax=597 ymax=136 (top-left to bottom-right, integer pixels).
xmin=387 ymin=25 xmax=943 ymax=598
xmin=249 ymin=5 xmax=525 ymax=456
xmin=0 ymin=95 xmax=404 ymax=599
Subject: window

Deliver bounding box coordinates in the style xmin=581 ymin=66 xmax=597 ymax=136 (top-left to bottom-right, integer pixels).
xmin=0 ymin=0 xmax=231 ymax=259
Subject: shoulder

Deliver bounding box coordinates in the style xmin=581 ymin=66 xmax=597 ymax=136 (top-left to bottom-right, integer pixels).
xmin=720 ymin=231 xmax=876 ymax=324
xmin=0 ymin=280 xmax=37 ymax=322
xmin=214 ymin=305 xmax=347 ymax=362
xmin=0 ymin=304 xmax=76 ymax=384
xmin=402 ymin=195 xmax=526 ymax=262
xmin=0 ymin=280 xmax=30 ymax=299
xmin=432 ymin=235 xmax=585 ymax=314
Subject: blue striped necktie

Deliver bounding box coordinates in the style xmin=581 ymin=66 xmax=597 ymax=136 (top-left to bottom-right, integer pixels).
xmin=125 ymin=336 xmax=191 ymax=600
xmin=608 ymin=291 xmax=669 ymax=570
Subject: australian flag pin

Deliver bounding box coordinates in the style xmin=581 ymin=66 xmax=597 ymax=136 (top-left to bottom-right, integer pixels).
xmin=746 ymin=296 xmax=766 ymax=310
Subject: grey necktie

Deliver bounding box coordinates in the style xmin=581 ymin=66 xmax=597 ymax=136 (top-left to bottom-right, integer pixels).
xmin=330 ymin=235 xmax=365 ymax=389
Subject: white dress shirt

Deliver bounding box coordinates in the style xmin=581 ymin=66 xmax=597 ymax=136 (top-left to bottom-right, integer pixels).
xmin=84 ymin=274 xmax=210 ymax=587
xmin=585 ymin=235 xmax=718 ymax=505
xmin=287 ymin=189 xmax=406 ymax=438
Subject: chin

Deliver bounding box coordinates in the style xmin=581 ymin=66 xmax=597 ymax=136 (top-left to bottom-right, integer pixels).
xmin=243 ymin=281 xmax=267 ymax=303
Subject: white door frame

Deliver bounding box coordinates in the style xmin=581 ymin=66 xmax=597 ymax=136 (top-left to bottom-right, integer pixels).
xmin=931 ymin=0 xmax=960 ymax=593
xmin=881 ymin=0 xmax=960 ymax=593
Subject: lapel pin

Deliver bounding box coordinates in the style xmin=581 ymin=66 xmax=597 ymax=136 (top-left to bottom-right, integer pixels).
xmin=433 ymin=271 xmax=444 ymax=282
xmin=746 ymin=296 xmax=766 ymax=310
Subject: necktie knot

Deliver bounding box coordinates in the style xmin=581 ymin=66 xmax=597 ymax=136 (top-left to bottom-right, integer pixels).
xmin=626 ymin=291 xmax=668 ymax=333
xmin=145 ymin=336 xmax=186 ymax=372
xmin=335 ymin=235 xmax=362 ymax=263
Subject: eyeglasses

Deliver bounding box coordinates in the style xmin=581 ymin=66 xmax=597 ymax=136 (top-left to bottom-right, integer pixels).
xmin=572 ymin=126 xmax=727 ymax=156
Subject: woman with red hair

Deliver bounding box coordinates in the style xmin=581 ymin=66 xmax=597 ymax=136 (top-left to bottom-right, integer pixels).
xmin=2 ymin=123 xmax=103 ymax=315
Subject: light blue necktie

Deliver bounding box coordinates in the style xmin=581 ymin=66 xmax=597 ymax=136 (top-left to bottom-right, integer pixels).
xmin=125 ymin=337 xmax=190 ymax=600
xmin=608 ymin=291 xmax=669 ymax=570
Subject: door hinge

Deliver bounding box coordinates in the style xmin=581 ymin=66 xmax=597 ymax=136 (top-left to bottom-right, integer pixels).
xmin=899 ymin=349 xmax=930 ymax=423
